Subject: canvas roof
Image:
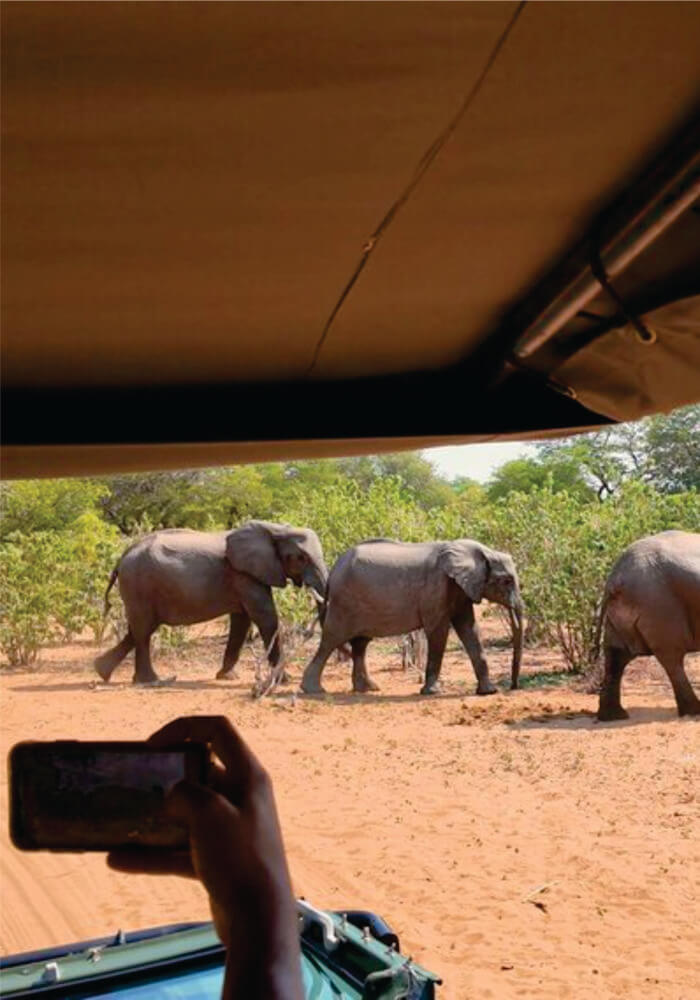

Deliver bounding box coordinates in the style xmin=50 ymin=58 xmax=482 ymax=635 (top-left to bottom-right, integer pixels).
xmin=2 ymin=2 xmax=699 ymax=477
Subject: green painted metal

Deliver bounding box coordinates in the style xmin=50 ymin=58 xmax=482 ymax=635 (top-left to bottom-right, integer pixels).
xmin=0 ymin=915 xmax=440 ymax=999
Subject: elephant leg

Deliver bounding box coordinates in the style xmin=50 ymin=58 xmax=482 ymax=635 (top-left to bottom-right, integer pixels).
xmin=658 ymin=651 xmax=700 ymax=717
xmin=420 ymin=621 xmax=450 ymax=695
xmin=452 ymin=607 xmax=497 ymax=695
xmin=301 ymin=632 xmax=345 ymax=694
xmin=216 ymin=612 xmax=251 ymax=679
xmin=351 ymin=637 xmax=379 ymax=693
xmin=256 ymin=614 xmax=282 ymax=667
xmin=133 ymin=631 xmax=160 ymax=684
xmin=240 ymin=587 xmax=286 ymax=675
xmin=597 ymin=645 xmax=632 ymax=721
xmin=248 ymin=602 xmax=289 ymax=685
xmin=94 ymin=630 xmax=135 ymax=682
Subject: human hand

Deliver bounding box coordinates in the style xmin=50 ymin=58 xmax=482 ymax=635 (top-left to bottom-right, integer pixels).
xmin=107 ymin=716 xmax=303 ymax=1000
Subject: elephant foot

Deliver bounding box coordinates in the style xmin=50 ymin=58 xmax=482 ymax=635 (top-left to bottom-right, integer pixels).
xmin=300 ymin=677 xmax=326 ymax=695
xmin=133 ymin=674 xmax=174 ymax=687
xmin=216 ymin=667 xmax=238 ymax=680
xmin=352 ymin=678 xmax=380 ymax=694
xmin=597 ymin=703 xmax=629 ymax=722
xmin=476 ymin=682 xmax=498 ymax=696
xmin=94 ymin=659 xmax=112 ymax=683
xmin=420 ymin=681 xmax=441 ymax=696
xmin=678 ymin=700 xmax=700 ymax=718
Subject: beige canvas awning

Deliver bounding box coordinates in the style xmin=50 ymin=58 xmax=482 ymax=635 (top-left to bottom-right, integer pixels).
xmin=2 ymin=2 xmax=699 ymax=477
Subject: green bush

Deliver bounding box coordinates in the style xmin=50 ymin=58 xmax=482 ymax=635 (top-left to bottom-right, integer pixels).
xmin=465 ymin=482 xmax=700 ymax=671
xmin=0 ymin=533 xmax=64 ymax=665
xmin=0 ymin=515 xmax=122 ymax=665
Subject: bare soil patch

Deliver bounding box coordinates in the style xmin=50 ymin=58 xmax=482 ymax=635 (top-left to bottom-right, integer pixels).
xmin=1 ymin=614 xmax=698 ymax=999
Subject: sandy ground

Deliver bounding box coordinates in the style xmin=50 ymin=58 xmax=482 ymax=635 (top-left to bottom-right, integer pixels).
xmin=1 ymin=616 xmax=699 ymax=999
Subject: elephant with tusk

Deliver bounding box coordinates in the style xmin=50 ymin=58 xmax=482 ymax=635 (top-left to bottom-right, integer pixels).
xmin=94 ymin=520 xmax=330 ymax=685
xmin=300 ymin=537 xmax=524 ymax=696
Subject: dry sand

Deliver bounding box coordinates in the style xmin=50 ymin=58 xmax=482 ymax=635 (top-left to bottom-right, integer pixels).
xmin=1 ymin=617 xmax=698 ymax=999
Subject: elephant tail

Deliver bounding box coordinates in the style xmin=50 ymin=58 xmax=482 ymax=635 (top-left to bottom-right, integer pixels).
xmin=591 ymin=592 xmax=610 ymax=665
xmin=103 ymin=567 xmax=119 ymax=618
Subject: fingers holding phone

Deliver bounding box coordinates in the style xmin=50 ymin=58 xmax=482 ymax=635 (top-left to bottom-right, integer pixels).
xmin=9 ymin=716 xmax=304 ymax=999
xmin=110 ymin=715 xmax=303 ymax=998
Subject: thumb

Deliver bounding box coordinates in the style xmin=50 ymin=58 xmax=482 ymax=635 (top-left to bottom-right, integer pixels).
xmin=164 ymin=779 xmax=220 ymax=822
xmin=165 ymin=780 xmax=242 ymax=844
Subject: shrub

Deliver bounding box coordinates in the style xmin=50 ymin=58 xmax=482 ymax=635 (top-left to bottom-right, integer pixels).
xmin=0 ymin=516 xmax=123 ymax=665
xmin=464 ymin=482 xmax=700 ymax=672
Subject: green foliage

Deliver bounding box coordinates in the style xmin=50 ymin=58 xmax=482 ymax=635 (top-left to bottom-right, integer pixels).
xmin=0 ymin=479 xmax=108 ymax=539
xmin=486 ymin=456 xmax=594 ymax=502
xmin=337 ymin=453 xmax=457 ymax=510
xmin=280 ymin=476 xmax=433 ymax=564
xmin=645 ymin=404 xmax=700 ymax=493
xmin=536 ymin=403 xmax=700 ymax=497
xmin=468 ymin=482 xmax=700 ymax=672
xmin=0 ymin=514 xmax=122 ymax=664
xmin=0 ymin=533 xmax=63 ymax=665
xmin=98 ymin=468 xmax=273 ymax=533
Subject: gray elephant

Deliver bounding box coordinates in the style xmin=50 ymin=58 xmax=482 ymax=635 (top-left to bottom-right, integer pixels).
xmin=94 ymin=520 xmax=329 ymax=684
xmin=597 ymin=530 xmax=700 ymax=721
xmin=300 ymin=538 xmax=524 ymax=696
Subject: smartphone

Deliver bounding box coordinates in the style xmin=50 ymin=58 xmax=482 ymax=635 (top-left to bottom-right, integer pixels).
xmin=8 ymin=740 xmax=208 ymax=851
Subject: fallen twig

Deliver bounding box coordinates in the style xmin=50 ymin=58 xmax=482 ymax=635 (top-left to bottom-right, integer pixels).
xmin=522 ymin=880 xmax=559 ymax=903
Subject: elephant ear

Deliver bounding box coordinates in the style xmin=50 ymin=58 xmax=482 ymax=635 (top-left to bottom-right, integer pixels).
xmin=439 ymin=542 xmax=489 ymax=603
xmin=226 ymin=521 xmax=287 ymax=588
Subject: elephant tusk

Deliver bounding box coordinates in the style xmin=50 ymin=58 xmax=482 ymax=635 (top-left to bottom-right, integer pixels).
xmin=309 ymin=587 xmax=325 ymax=604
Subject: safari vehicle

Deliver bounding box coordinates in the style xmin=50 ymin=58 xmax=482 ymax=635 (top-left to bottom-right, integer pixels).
xmin=0 ymin=911 xmax=440 ymax=998
xmin=2 ymin=3 xmax=699 ymax=997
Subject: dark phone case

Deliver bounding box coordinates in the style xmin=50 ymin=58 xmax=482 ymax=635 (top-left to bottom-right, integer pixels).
xmin=8 ymin=740 xmax=208 ymax=852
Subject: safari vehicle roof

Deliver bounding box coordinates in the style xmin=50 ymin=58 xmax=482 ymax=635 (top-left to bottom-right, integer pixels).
xmin=2 ymin=2 xmax=699 ymax=479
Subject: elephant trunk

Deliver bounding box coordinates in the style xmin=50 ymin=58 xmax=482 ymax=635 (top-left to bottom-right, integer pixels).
xmin=509 ymin=602 xmax=524 ymax=690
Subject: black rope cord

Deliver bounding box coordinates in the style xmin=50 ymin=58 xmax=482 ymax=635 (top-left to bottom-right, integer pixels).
xmin=589 ymin=247 xmax=657 ymax=345
xmin=304 ymin=1 xmax=528 ymax=377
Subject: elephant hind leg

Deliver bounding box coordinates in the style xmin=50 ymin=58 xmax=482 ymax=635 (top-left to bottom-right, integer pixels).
xmin=597 ymin=644 xmax=632 ymax=721
xmin=657 ymin=651 xmax=700 ymax=717
xmin=301 ymin=631 xmax=347 ymax=694
xmin=420 ymin=621 xmax=450 ymax=695
xmin=133 ymin=632 xmax=160 ymax=684
xmin=94 ymin=631 xmax=135 ymax=682
xmin=351 ymin=637 xmax=379 ymax=693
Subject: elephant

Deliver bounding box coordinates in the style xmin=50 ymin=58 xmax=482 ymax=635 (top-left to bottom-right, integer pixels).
xmin=94 ymin=520 xmax=329 ymax=685
xmin=596 ymin=530 xmax=700 ymax=721
xmin=300 ymin=538 xmax=524 ymax=696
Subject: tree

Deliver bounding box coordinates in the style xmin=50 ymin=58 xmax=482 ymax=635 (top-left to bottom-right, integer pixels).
xmin=645 ymin=404 xmax=700 ymax=493
xmin=486 ymin=456 xmax=593 ymax=502
xmin=0 ymin=479 xmax=107 ymax=539
xmin=339 ymin=452 xmax=456 ymax=510
xmin=536 ymin=403 xmax=700 ymax=498
xmin=98 ymin=467 xmax=273 ymax=533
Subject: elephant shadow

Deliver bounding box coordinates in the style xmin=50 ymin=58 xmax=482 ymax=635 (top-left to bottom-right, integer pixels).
xmin=512 ymin=704 xmax=686 ymax=730
xmin=292 ymin=687 xmax=480 ymax=707
xmin=9 ymin=679 xmax=237 ymax=694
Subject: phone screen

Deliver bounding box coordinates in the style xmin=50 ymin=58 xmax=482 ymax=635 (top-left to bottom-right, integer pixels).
xmin=9 ymin=741 xmax=207 ymax=851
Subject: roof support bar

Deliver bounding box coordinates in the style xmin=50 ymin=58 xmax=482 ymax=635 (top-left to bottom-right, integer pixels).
xmin=513 ymin=140 xmax=700 ymax=359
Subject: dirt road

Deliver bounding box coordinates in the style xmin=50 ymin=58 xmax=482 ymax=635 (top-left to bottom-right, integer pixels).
xmin=1 ymin=627 xmax=698 ymax=999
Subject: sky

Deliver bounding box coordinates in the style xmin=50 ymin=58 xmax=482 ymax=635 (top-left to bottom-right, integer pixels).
xmin=423 ymin=441 xmax=536 ymax=484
